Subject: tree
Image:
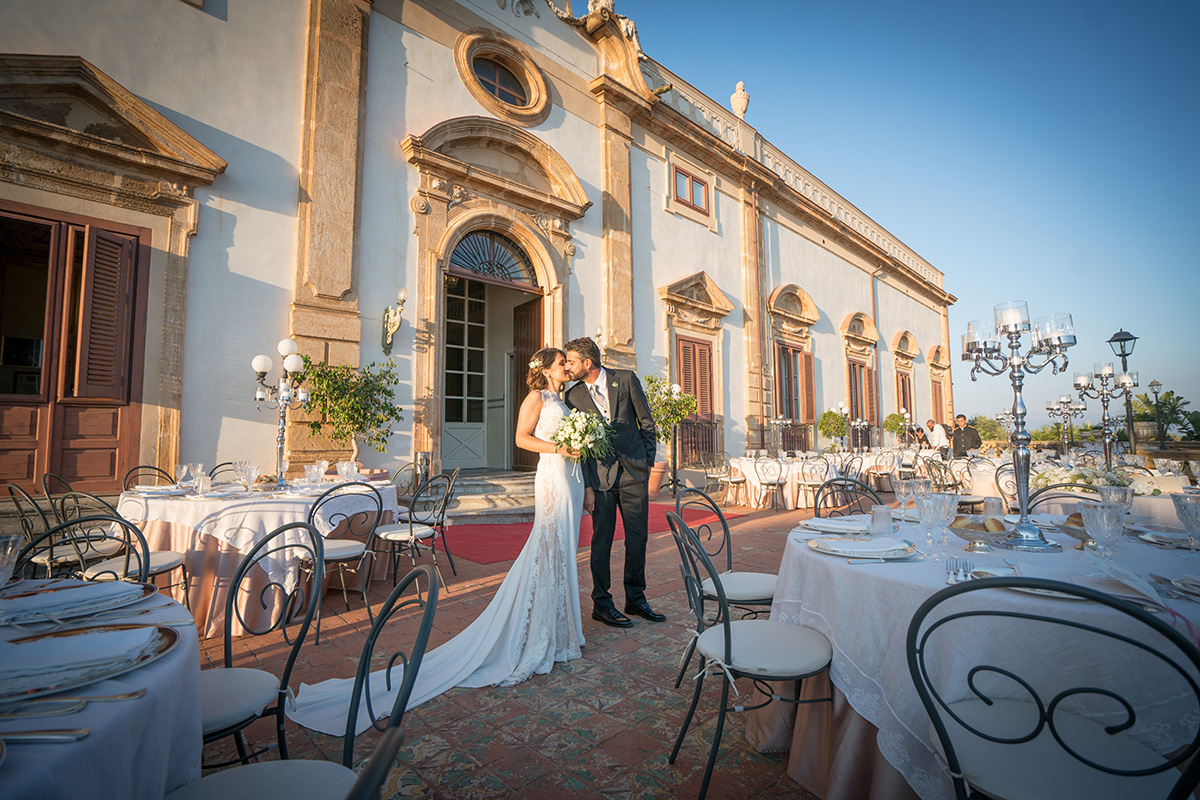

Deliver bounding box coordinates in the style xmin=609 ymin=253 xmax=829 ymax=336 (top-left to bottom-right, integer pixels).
xmin=969 ymin=415 xmax=1005 ymax=441
xmin=818 ymin=410 xmax=847 ymax=444
xmin=882 ymin=412 xmax=908 ymax=441
xmin=1134 ymin=390 xmax=1190 ymax=442
xmin=300 ymin=356 xmax=405 ymax=462
xmin=642 ymin=375 xmax=697 ymax=444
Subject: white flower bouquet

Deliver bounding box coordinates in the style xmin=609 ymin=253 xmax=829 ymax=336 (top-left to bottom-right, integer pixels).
xmin=1032 ymin=465 xmax=1133 ymax=491
xmin=552 ymin=410 xmax=615 ymax=462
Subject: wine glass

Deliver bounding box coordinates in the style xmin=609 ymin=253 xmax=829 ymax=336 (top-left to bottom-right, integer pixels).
xmin=1080 ymin=502 xmax=1126 ymax=560
xmin=917 ymin=496 xmax=944 ymax=562
xmin=910 ymin=478 xmax=933 ymax=504
xmin=1171 ymin=494 xmax=1200 ymax=559
xmin=174 ymin=464 xmax=190 ymax=487
xmin=893 ymin=478 xmax=912 ymax=519
xmin=932 ymin=492 xmax=959 ymax=560
xmin=190 ymin=463 xmax=205 ymax=486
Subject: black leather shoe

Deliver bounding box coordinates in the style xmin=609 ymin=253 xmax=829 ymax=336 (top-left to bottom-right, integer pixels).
xmin=592 ymin=607 xmax=633 ymax=628
xmin=624 ymin=600 xmax=666 ymax=623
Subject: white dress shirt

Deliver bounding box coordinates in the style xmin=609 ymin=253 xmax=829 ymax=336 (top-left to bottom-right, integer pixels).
xmin=587 ymin=368 xmax=610 ymax=422
xmin=927 ymin=423 xmax=949 ymax=450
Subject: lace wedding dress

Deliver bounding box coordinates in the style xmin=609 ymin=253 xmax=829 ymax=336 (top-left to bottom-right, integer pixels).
xmin=288 ymin=389 xmax=585 ymax=735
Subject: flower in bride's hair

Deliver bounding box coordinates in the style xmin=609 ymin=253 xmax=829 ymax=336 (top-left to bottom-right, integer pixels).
xmin=529 ymin=357 xmax=543 ymax=370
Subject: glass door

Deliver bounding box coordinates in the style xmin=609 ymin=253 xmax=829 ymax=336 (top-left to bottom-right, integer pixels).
xmin=442 ymin=276 xmax=487 ymax=469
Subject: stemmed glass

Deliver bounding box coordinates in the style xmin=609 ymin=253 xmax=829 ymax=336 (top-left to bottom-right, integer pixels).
xmin=243 ymin=464 xmax=261 ymax=491
xmin=174 ymin=464 xmax=190 ymax=487
xmin=1171 ymin=494 xmax=1200 ymax=559
xmin=1080 ymin=502 xmax=1126 ymax=560
xmin=910 ymin=478 xmax=933 ymax=507
xmin=190 ymin=464 xmax=205 ymax=486
xmin=893 ymin=478 xmax=912 ymax=520
xmin=917 ymin=495 xmax=949 ymax=562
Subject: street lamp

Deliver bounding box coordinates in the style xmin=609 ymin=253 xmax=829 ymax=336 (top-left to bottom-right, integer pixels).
xmin=1107 ymin=329 xmax=1139 ymax=455
xmin=251 ymin=338 xmax=310 ymax=485
xmin=1149 ymin=379 xmax=1165 ymax=449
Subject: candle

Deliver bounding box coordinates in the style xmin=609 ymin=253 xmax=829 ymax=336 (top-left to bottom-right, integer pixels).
xmin=1059 ymin=395 xmax=1070 ymax=405
xmin=1098 ymin=363 xmax=1114 ymax=376
xmin=999 ymin=307 xmax=1023 ymax=328
xmin=1074 ymin=373 xmax=1091 ymax=388
xmin=1117 ymin=372 xmax=1136 ymax=387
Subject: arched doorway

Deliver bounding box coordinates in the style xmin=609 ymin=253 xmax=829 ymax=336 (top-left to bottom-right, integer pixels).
xmin=441 ymin=231 xmax=543 ymax=471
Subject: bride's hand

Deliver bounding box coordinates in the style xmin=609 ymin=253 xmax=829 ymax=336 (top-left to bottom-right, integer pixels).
xmin=558 ymin=446 xmax=582 ymax=459
xmin=583 ymin=488 xmax=595 ymax=514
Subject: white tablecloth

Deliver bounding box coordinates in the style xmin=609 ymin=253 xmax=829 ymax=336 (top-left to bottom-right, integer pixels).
xmin=748 ymin=522 xmax=1200 ymax=800
xmin=0 ymin=580 xmax=200 ymax=800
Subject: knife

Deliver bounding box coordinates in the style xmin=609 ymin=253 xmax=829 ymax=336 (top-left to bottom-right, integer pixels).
xmin=0 ymin=729 xmax=90 ymax=743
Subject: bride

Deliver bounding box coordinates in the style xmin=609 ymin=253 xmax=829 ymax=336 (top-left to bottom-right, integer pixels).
xmin=289 ymin=347 xmax=589 ymax=735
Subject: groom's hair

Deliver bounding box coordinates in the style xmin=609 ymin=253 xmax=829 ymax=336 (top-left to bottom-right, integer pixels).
xmin=564 ymin=337 xmax=601 ymax=370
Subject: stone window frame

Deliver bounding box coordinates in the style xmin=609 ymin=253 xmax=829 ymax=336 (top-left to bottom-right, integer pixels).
xmin=766 ymin=284 xmax=819 ymax=430
xmin=891 ymin=329 xmax=919 ymax=416
xmin=928 ymin=344 xmax=952 ymax=425
xmin=454 ymin=28 xmax=551 ymax=128
xmin=664 ymin=150 xmax=718 ymax=232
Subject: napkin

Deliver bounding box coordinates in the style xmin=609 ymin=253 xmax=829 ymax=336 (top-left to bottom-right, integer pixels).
xmin=0 ymin=626 xmax=159 ymax=695
xmin=817 ymin=536 xmax=903 ymax=554
xmin=0 ymin=581 xmax=144 ymax=624
xmin=804 ymin=516 xmax=871 ymax=534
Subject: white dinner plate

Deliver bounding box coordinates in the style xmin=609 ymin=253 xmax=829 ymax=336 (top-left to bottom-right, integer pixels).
xmin=0 ymin=583 xmax=157 ymax=626
xmin=131 ymin=486 xmax=188 ymax=497
xmin=0 ymin=624 xmax=178 ymax=704
xmin=802 ymin=516 xmax=871 ymax=535
xmin=968 ymin=566 xmax=1083 ymax=599
xmin=807 ymin=538 xmax=916 ymax=560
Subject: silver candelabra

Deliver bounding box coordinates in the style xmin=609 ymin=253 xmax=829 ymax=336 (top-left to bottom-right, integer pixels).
xmin=1045 ymin=395 xmax=1088 ymax=460
xmin=995 ymin=409 xmax=1015 ymax=436
xmin=963 ymin=301 xmax=1075 ymax=553
xmin=251 ymin=338 xmax=310 ymax=487
xmin=1075 ymin=363 xmax=1137 ymax=471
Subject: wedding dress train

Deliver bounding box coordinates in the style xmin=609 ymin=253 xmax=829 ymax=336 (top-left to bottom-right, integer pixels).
xmin=288 ymin=390 xmax=585 ymax=735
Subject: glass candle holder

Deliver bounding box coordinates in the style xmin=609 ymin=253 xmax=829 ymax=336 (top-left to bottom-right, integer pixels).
xmin=993 ymin=301 xmax=1030 ymax=333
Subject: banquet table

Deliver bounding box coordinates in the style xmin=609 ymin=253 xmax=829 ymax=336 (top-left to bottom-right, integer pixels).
xmin=0 ymin=580 xmax=200 ymax=799
xmin=730 ymin=454 xmax=899 ymax=510
xmin=117 ymin=482 xmax=399 ymax=638
xmin=744 ymin=517 xmax=1200 ymax=800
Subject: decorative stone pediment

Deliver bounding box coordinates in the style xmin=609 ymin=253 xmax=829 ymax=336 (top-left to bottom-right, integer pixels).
xmin=658 ymin=271 xmax=734 ymax=332
xmin=928 ymin=344 xmax=951 ymax=370
xmin=0 ymin=54 xmax=226 ymax=185
xmin=840 ymin=311 xmax=879 ymax=358
xmin=767 ymin=283 xmax=819 ymax=339
xmin=892 ymin=330 xmax=919 ymax=367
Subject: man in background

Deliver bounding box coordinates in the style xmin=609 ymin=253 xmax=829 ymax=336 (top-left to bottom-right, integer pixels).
xmin=952 ymin=414 xmax=983 ymax=458
xmin=926 ymin=418 xmax=949 ymax=459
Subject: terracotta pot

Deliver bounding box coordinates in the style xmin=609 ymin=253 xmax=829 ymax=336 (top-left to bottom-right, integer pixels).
xmin=648 ymin=461 xmax=669 ymax=498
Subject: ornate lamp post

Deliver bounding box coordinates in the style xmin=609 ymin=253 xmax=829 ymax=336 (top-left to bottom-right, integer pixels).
xmin=836 ymin=401 xmax=850 ymax=451
xmin=1149 ymin=379 xmax=1166 ymax=449
xmin=850 ymin=418 xmax=871 ymax=452
xmin=1046 ymin=395 xmax=1088 ymax=458
xmin=1075 ymin=363 xmax=1137 ymax=471
xmin=963 ymin=301 xmax=1075 ymax=553
xmin=1107 ymin=329 xmax=1139 ymax=455
xmin=251 ymin=338 xmax=310 ymax=486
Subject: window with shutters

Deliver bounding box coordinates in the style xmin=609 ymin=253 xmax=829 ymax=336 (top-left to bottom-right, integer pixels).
xmin=776 ymin=343 xmax=815 ymax=451
xmin=897 ymin=371 xmax=913 ymax=416
xmin=931 ymin=377 xmax=946 ymax=425
xmin=676 ymin=335 xmax=716 ymax=464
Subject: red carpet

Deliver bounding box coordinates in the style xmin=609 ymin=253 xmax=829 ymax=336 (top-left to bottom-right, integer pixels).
xmin=446 ymin=502 xmax=741 ymax=565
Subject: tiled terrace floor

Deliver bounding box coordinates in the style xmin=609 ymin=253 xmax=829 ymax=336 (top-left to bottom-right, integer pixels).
xmin=199 ymin=497 xmax=828 ymax=799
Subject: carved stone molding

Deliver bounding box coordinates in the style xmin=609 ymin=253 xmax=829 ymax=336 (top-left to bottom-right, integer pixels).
xmin=840 ymin=311 xmax=879 ymax=359
xmin=411 ymin=195 xmax=429 ymax=215
xmin=658 ymin=271 xmax=735 ymax=336
xmin=766 ymin=283 xmax=819 ymax=343
xmin=454 ymin=28 xmax=550 ymax=127
xmin=892 ymin=329 xmax=919 ymax=369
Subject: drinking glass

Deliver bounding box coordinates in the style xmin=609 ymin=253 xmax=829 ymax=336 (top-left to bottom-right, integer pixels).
xmin=910 ymin=478 xmax=933 ymax=504
xmin=917 ymin=496 xmax=944 ymax=562
xmin=1171 ymin=494 xmax=1200 ymax=559
xmin=0 ymin=533 xmax=22 ymax=588
xmin=305 ymin=464 xmax=321 ymax=487
xmin=870 ymin=505 xmax=894 ymax=539
xmin=1097 ymin=485 xmax=1134 ymax=516
xmin=174 ymin=464 xmax=190 ymax=486
xmin=190 ymin=464 xmax=205 ymax=485
xmin=932 ymin=492 xmax=959 ymax=559
xmin=314 ymin=460 xmax=329 ymax=479
xmin=1080 ymin=502 xmax=1126 ymax=559
xmin=243 ymin=464 xmax=261 ymax=490
xmin=893 ymin=478 xmax=912 ymax=517
xmin=336 ymin=460 xmax=355 ymax=480
xmin=195 ymin=475 xmax=212 ymax=496
xmin=983 ymin=496 xmax=1004 ymax=519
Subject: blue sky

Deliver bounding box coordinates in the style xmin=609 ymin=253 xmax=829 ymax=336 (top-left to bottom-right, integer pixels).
xmin=618 ymin=0 xmax=1199 ymax=430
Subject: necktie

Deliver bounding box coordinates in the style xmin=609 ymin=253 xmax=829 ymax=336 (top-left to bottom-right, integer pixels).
xmin=590 ymin=383 xmax=610 ymax=422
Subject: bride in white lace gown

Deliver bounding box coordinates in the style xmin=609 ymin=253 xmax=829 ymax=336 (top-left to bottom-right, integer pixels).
xmin=289 ymin=348 xmax=587 ymax=735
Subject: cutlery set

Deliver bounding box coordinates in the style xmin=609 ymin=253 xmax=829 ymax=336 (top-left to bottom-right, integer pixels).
xmin=945 ymin=558 xmax=974 ymax=584
xmin=0 ymin=690 xmax=145 ymax=720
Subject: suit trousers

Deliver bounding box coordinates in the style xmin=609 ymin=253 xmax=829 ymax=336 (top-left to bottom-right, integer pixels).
xmin=590 ymin=464 xmax=649 ymax=610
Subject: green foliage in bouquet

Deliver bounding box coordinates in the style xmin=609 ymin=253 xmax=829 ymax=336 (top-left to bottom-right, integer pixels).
xmin=642 ymin=375 xmax=697 ymax=444
xmin=300 ymin=356 xmax=405 ymax=457
xmin=818 ymin=409 xmax=847 ymax=441
xmin=882 ymin=413 xmax=908 ymax=437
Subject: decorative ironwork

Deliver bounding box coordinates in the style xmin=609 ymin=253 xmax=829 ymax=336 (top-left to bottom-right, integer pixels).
xmin=678 ymin=418 xmax=718 ymax=466
xmin=448 ymin=231 xmax=538 ymax=287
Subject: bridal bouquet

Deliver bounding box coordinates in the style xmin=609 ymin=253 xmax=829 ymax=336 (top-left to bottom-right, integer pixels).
xmin=552 ymin=410 xmax=615 ymax=462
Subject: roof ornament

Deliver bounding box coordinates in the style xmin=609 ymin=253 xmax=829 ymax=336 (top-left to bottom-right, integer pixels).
xmin=731 ymin=81 xmax=750 ymax=120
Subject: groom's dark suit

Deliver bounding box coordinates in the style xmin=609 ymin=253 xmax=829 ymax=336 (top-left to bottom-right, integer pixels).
xmin=565 ymin=367 xmax=657 ymax=612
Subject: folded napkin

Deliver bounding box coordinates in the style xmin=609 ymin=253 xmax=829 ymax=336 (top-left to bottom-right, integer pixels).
xmin=817 ymin=536 xmax=903 ymax=554
xmin=0 ymin=626 xmax=159 ymax=695
xmin=804 ymin=515 xmax=871 ymax=534
xmin=0 ymin=581 xmax=144 ymax=624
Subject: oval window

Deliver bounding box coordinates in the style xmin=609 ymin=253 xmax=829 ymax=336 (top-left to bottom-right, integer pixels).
xmin=472 ymin=57 xmax=527 ymax=106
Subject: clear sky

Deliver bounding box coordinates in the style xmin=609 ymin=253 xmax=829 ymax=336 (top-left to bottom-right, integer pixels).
xmin=616 ymin=0 xmax=1200 ymax=431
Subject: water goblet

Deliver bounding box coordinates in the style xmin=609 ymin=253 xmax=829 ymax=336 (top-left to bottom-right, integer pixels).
xmin=910 ymin=478 xmax=933 ymax=504
xmin=932 ymin=492 xmax=959 ymax=559
xmin=174 ymin=464 xmax=190 ymax=487
xmin=190 ymin=464 xmax=205 ymax=486
xmin=243 ymin=464 xmax=261 ymax=491
xmin=0 ymin=532 xmax=22 ymax=588
xmin=1171 ymin=494 xmax=1200 ymax=559
xmin=917 ymin=496 xmax=944 ymax=562
xmin=893 ymin=478 xmax=912 ymax=517
xmin=1080 ymin=502 xmax=1126 ymax=560
xmin=314 ymin=459 xmax=330 ymax=479
xmin=304 ymin=464 xmax=321 ymax=487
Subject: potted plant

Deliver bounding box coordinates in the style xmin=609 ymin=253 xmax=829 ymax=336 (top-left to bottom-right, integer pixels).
xmin=300 ymin=356 xmax=406 ymax=465
xmin=643 ymin=375 xmax=698 ymax=496
xmin=818 ymin=409 xmax=848 ymax=449
xmin=882 ymin=412 xmax=908 ymax=445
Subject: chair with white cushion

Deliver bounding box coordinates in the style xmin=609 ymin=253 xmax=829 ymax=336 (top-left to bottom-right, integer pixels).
xmin=672 ymin=488 xmax=777 ymax=687
xmin=201 ymin=521 xmax=323 ymax=766
xmin=712 ymin=452 xmax=746 ymax=506
xmin=373 ymin=473 xmax=453 ymax=593
xmin=168 ymin=564 xmax=438 ymax=800
xmin=753 ymin=455 xmax=788 ymax=510
xmin=16 ymin=515 xmax=150 ymax=583
xmin=305 ymin=481 xmax=383 ymax=641
xmin=907 ymin=576 xmax=1200 ymax=800
xmin=665 ymin=511 xmax=831 ymax=800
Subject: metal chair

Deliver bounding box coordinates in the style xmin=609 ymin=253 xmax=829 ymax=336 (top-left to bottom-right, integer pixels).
xmin=1029 ymin=482 xmax=1101 ymax=512
xmin=673 ymin=488 xmax=778 ymax=685
xmin=389 ymin=461 xmax=419 ymax=505
xmin=374 ymin=473 xmax=453 ymax=594
xmin=16 ymin=515 xmax=150 ymax=583
xmin=907 ymin=576 xmax=1200 ymax=799
xmin=7 ymin=484 xmax=51 ymax=543
xmin=305 ymin=481 xmax=383 ymax=641
xmin=122 ymin=465 xmax=175 ymax=490
xmin=813 ymin=477 xmax=882 ymax=518
xmin=994 ymin=462 xmax=1019 ymax=512
xmin=838 ymin=454 xmax=864 ymax=482
xmin=712 ymin=452 xmax=746 ymax=506
xmin=665 ymin=512 xmax=831 ymax=800
xmin=40 ymin=472 xmax=74 ymax=523
xmin=200 ymin=521 xmax=323 ymax=766
xmin=208 ymin=461 xmax=238 ymax=482
xmin=753 ymin=455 xmax=788 ymax=510
xmin=167 ymin=565 xmax=437 ymax=800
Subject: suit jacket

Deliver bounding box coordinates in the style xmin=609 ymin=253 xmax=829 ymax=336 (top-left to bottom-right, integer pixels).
xmin=565 ymin=368 xmax=657 ymax=492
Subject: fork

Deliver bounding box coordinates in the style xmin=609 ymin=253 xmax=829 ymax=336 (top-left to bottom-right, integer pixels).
xmin=946 ymin=557 xmax=959 ymax=585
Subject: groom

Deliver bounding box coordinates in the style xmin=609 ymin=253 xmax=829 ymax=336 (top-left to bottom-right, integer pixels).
xmin=564 ymin=337 xmax=665 ymax=627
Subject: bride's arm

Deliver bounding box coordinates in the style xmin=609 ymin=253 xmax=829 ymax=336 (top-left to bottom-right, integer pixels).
xmin=515 ymin=391 xmax=580 ymax=457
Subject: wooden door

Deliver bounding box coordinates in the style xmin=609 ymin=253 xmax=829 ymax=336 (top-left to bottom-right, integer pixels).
xmin=511 ymin=296 xmax=542 ymax=471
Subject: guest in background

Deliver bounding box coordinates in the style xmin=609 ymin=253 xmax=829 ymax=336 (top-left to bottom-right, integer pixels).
xmin=911 ymin=425 xmax=930 ymax=449
xmin=926 ymin=419 xmax=950 ymax=459
xmin=952 ymin=414 xmax=983 ymax=458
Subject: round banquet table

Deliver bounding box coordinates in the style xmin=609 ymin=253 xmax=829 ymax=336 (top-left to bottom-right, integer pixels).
xmin=0 ymin=580 xmax=200 ymax=799
xmin=745 ymin=520 xmax=1200 ymax=800
xmin=117 ymin=484 xmax=399 ymax=638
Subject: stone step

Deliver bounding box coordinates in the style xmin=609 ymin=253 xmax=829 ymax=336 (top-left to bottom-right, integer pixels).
xmin=444 ymin=470 xmax=536 ymax=523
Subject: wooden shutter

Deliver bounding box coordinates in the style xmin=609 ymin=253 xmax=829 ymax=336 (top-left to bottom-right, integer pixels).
xmin=801 ymin=351 xmax=816 ymax=424
xmin=931 ymin=378 xmax=944 ymax=424
xmin=74 ymin=227 xmax=136 ymax=400
xmin=865 ymin=365 xmax=877 ymax=423
xmin=676 ymin=335 xmax=712 ymax=418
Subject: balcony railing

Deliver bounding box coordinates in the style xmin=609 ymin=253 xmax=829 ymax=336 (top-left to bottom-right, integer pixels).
xmin=678 ymin=418 xmax=719 ymax=466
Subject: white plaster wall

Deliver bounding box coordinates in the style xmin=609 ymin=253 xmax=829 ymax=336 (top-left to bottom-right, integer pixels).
xmin=1 ymin=0 xmax=309 ymax=469
xmin=876 ymin=287 xmax=948 ymax=422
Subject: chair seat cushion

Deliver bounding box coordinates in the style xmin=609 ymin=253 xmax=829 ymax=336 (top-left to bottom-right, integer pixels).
xmin=697 ymin=619 xmax=830 ymax=678
xmin=31 ymin=537 xmax=125 ymax=565
xmin=718 ymin=475 xmax=746 ymax=484
xmin=200 ymin=667 xmax=280 ymax=735
xmin=702 ymin=571 xmax=776 ymax=604
xmin=83 ymin=549 xmax=185 ymax=580
xmin=322 ymin=538 xmax=366 ymax=561
xmin=165 ymin=758 xmax=357 ymax=800
xmin=935 ymin=698 xmax=1177 ymax=800
xmin=376 ymin=523 xmax=435 ymax=542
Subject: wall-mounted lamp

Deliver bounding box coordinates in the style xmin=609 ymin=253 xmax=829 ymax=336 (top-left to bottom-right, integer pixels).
xmin=382 ymin=287 xmax=408 ymax=356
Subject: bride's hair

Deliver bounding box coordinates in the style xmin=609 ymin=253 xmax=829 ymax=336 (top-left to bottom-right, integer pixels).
xmin=526 ymin=347 xmax=564 ymax=391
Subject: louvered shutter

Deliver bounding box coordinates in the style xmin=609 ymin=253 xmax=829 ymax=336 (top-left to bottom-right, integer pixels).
xmin=801 ymin=351 xmax=816 ymax=424
xmin=931 ymin=378 xmax=944 ymax=424
xmin=678 ymin=338 xmax=696 ymax=398
xmin=74 ymin=227 xmax=135 ymax=400
xmin=695 ymin=341 xmax=712 ymax=417
xmin=865 ymin=366 xmax=877 ymax=423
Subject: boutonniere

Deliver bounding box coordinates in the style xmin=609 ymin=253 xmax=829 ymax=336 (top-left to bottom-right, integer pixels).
xmin=611 ymin=380 xmax=618 ymax=389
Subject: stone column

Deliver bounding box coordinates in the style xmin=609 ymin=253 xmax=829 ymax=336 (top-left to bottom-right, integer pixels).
xmin=288 ymin=0 xmax=372 ymax=470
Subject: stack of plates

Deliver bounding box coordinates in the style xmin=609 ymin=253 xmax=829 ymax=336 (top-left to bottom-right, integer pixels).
xmin=802 ymin=515 xmax=871 ymax=535
xmin=1172 ymin=576 xmax=1200 ymax=599
xmin=131 ymin=485 xmax=188 ymax=497
xmin=1137 ymin=529 xmax=1192 ymax=549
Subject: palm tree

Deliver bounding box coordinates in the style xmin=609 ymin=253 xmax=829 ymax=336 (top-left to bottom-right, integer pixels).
xmin=1134 ymin=390 xmax=1190 ymax=443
